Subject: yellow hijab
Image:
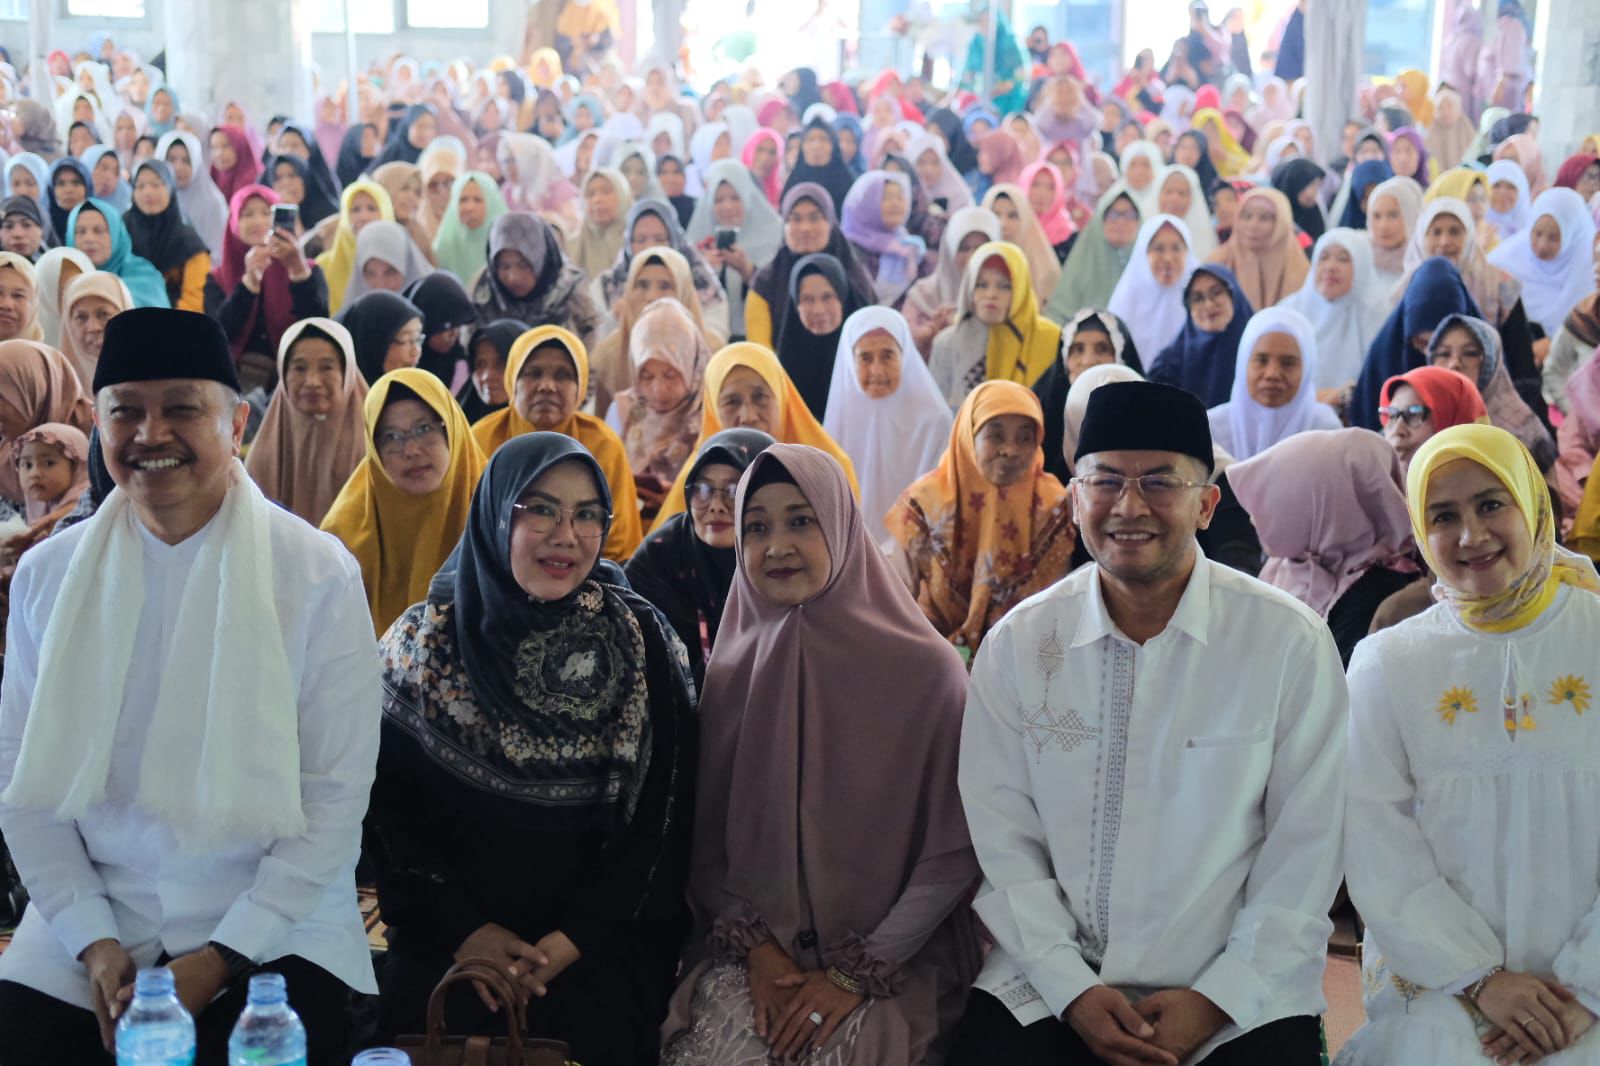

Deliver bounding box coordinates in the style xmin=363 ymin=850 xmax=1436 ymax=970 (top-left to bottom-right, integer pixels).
xmin=320 ymin=367 xmax=487 ymax=636
xmin=1191 ymin=108 xmax=1253 ymax=177
xmin=1408 ymin=424 xmax=1600 ymax=633
xmin=1427 ymin=167 xmax=1499 ymax=249
xmin=470 ymin=325 xmax=643 ymax=561
xmin=649 ymin=342 xmax=858 ymax=530
xmin=961 ymin=241 xmax=1061 ymax=387
xmin=1395 ymin=69 xmax=1435 ymax=128
xmin=316 ymin=179 xmax=396 ymax=313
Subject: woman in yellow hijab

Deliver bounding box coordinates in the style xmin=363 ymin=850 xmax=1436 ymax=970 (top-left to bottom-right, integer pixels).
xmin=649 ymin=342 xmax=858 ymax=530
xmin=316 ymin=178 xmax=396 ymax=313
xmin=1341 ymin=422 xmax=1600 ymax=1066
xmin=1409 ymin=424 xmax=1600 ymax=632
xmin=321 ymin=367 xmax=487 ymax=635
xmin=1426 ymin=167 xmax=1499 ymax=250
xmin=928 ymin=240 xmax=1061 ymax=408
xmin=1191 ymin=107 xmax=1254 ymax=178
xmin=1394 ymin=69 xmax=1435 ymax=129
xmin=471 ymin=324 xmax=643 ymax=561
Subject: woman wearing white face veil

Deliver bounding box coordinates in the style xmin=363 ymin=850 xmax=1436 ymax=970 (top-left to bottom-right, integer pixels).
xmin=1280 ymin=227 xmax=1390 ymax=394
xmin=1107 ymin=213 xmax=1197 ymax=363
xmin=1488 ymin=187 xmax=1599 ymax=340
xmin=822 ymin=306 xmax=953 ymax=544
xmin=1208 ymin=306 xmax=1342 ymax=459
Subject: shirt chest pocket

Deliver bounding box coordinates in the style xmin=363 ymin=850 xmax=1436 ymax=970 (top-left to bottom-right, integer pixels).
xmin=1173 ymin=727 xmax=1273 ymax=822
xmin=1182 ymin=727 xmax=1272 ymax=750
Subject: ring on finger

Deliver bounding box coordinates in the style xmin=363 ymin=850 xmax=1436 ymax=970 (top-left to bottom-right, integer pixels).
xmin=1518 ymin=1016 xmax=1538 ymax=1028
xmin=809 ymin=1010 xmax=824 ymax=1026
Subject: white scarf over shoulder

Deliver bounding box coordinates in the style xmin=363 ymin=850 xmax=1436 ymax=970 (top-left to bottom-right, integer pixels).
xmin=2 ymin=462 xmax=304 ymax=852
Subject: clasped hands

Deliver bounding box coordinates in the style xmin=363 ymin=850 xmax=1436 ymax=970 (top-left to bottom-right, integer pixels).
xmin=1065 ymin=984 xmax=1229 ymax=1066
xmin=453 ymin=922 xmax=581 ymax=1013
xmin=747 ymin=939 xmax=864 ymax=1060
xmin=80 ymin=938 xmax=232 ymax=1052
xmin=1475 ymin=970 xmax=1596 ymax=1064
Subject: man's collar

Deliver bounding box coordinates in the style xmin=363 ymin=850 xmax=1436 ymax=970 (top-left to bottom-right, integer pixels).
xmin=1072 ymin=547 xmax=1212 ymax=648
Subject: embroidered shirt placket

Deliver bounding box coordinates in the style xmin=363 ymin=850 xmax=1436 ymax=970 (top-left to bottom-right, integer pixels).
xmin=1082 ymin=635 xmax=1135 ymax=967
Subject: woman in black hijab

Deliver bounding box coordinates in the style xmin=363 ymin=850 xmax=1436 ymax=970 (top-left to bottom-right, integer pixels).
xmin=337 ymin=288 xmax=424 ymax=384
xmin=781 ymin=117 xmax=857 ymax=215
xmin=784 ymin=67 xmax=823 ymax=117
xmin=1175 ymin=129 xmax=1220 ymax=193
xmin=624 ymin=428 xmax=775 ymax=685
xmin=775 ymin=252 xmax=862 ymax=419
xmin=123 ymin=159 xmax=212 ymax=310
xmin=337 ymin=123 xmax=377 ymax=185
xmin=269 ymin=154 xmax=340 ymax=228
xmin=456 ymin=317 xmax=524 ymax=423
xmin=274 ymin=121 xmax=343 ymax=198
xmin=1271 ymin=157 xmax=1328 ymax=241
xmin=925 ymin=107 xmax=978 ymax=174
xmin=374 ymin=104 xmax=438 ymax=168
xmin=369 ymin=431 xmax=698 ymax=1061
xmin=749 ymin=183 xmax=875 ymax=350
xmin=404 ymin=271 xmax=476 ymax=389
xmin=46 ymin=157 xmax=92 ymax=241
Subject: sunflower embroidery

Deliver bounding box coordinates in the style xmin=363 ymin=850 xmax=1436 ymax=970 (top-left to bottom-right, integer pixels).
xmin=1436 ymin=686 xmax=1478 ymax=726
xmin=1550 ymin=675 xmax=1592 ymax=716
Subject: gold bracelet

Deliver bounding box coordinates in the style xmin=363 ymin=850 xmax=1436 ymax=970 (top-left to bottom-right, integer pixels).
xmin=825 ymin=965 xmax=866 ymax=996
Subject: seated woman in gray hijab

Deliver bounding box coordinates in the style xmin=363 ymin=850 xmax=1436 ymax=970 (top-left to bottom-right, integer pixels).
xmin=662 ymin=444 xmax=979 ymax=1065
xmin=369 ymin=433 xmax=698 ymax=1066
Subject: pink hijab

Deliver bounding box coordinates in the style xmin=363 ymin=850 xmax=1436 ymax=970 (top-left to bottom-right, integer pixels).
xmin=977 ymin=129 xmax=1025 ymax=187
xmin=12 ymin=422 xmax=89 ymax=522
xmin=741 ymin=128 xmax=785 ymax=207
xmin=1495 ymin=133 xmax=1548 ymax=196
xmin=689 ymin=444 xmax=977 ymax=973
xmin=1017 ymin=160 xmax=1077 ymax=245
xmin=1228 ymin=427 xmax=1418 ymax=618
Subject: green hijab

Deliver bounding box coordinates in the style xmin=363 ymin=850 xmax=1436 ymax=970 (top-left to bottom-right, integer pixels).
xmin=431 ymin=170 xmax=509 ymax=286
xmin=1045 ymin=186 xmax=1142 ymax=324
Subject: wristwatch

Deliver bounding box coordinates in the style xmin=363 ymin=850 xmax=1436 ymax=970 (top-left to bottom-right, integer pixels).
xmin=207 ymin=941 xmax=257 ymax=984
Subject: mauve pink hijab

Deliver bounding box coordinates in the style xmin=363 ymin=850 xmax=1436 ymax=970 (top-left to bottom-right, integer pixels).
xmin=689 ymin=444 xmax=976 ymax=956
xmin=1228 ymin=427 xmax=1418 ymax=618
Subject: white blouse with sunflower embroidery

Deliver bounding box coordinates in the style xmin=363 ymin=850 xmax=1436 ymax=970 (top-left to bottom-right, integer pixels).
xmin=1342 ymin=585 xmax=1600 ymax=1062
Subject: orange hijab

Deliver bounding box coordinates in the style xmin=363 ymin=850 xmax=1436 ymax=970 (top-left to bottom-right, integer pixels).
xmin=471 ymin=324 xmax=643 ymax=561
xmin=885 ymin=380 xmax=1075 ymax=657
xmin=649 ymin=342 xmax=858 ymax=531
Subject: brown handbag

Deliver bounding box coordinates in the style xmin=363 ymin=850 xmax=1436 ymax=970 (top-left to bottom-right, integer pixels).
xmin=393 ymin=957 xmax=572 ymax=1066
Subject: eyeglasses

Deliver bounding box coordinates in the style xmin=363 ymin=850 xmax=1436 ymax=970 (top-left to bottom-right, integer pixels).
xmin=511 ymin=500 xmax=611 ymax=539
xmin=375 ymin=421 xmax=445 ymax=454
xmin=1072 ymin=473 xmax=1209 ymax=506
xmin=1186 ymin=285 xmax=1231 ymax=308
xmin=688 ymin=482 xmax=736 ymax=509
xmin=1378 ymin=403 xmax=1431 ymax=427
xmin=1104 ymin=208 xmax=1139 ymax=223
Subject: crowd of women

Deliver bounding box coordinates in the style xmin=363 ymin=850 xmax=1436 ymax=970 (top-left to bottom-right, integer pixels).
xmin=0 ymin=5 xmax=1599 ymax=1063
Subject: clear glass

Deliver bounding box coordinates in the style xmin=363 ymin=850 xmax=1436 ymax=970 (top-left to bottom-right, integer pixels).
xmin=228 ymin=973 xmax=306 ymax=1066
xmin=352 ymin=1052 xmax=413 ymax=1065
xmin=116 ymin=967 xmax=195 ymax=1066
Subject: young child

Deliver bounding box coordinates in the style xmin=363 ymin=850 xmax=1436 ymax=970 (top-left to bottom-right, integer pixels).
xmin=15 ymin=423 xmax=90 ymax=525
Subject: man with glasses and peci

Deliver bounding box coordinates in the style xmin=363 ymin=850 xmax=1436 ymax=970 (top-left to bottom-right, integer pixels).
xmin=951 ymin=380 xmax=1347 ymax=1066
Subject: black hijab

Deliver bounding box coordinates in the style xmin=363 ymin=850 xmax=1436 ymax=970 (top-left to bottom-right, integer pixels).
xmin=752 ymin=184 xmax=875 ymax=341
xmin=405 ymin=431 xmax=691 ymax=829
xmin=374 ymin=104 xmax=435 ymax=167
xmin=47 ymin=157 xmax=92 ymax=241
xmin=1147 ymin=265 xmax=1255 ymax=407
xmin=786 ymin=68 xmax=823 ymax=117
xmin=656 ymin=154 xmax=696 ymax=228
xmin=1271 ymin=157 xmax=1327 ymax=241
xmin=1177 ymin=130 xmax=1220 ymax=194
xmin=623 ymin=428 xmax=775 ymax=684
xmin=337 ymin=289 xmax=423 ymax=384
xmin=337 ymin=123 xmax=376 ymax=186
xmin=269 ymin=154 xmax=339 ymax=228
xmin=1337 ymin=158 xmax=1395 ymax=229
xmin=405 ymin=271 xmax=476 ymax=387
xmin=122 ymin=160 xmax=210 ymax=275
xmin=926 ymin=107 xmax=978 ymax=174
xmin=1486 ymin=111 xmax=1535 ymax=155
xmin=456 ymin=317 xmax=526 ymax=423
xmin=278 ymin=121 xmax=343 ymax=200
xmin=776 ymin=253 xmax=859 ymax=420
xmin=782 ymin=118 xmax=857 ymax=216
xmin=1033 ymin=310 xmax=1143 ymax=482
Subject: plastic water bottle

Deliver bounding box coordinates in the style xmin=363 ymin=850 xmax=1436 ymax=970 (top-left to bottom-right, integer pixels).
xmin=116 ymin=968 xmax=196 ymax=1065
xmin=351 ymin=1051 xmax=411 ymax=1065
xmin=227 ymin=973 xmax=307 ymax=1066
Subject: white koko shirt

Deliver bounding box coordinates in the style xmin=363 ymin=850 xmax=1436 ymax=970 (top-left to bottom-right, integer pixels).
xmin=0 ymin=504 xmax=382 ymax=1008
xmin=960 ymin=552 xmax=1347 ymax=1063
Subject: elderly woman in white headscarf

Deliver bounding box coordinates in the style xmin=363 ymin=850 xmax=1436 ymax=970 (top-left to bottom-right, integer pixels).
xmin=1279 ymin=227 xmax=1391 ymax=397
xmin=822 ymin=306 xmax=953 ymax=543
xmin=1207 ymin=306 xmax=1342 ymax=459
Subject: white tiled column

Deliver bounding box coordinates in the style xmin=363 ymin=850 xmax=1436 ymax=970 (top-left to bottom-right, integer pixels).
xmin=1532 ymin=0 xmax=1600 ymax=160
xmin=163 ymin=0 xmax=314 ymax=126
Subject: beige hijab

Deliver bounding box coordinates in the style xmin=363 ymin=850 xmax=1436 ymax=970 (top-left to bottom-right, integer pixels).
xmin=1206 ymin=187 xmax=1309 ymax=309
xmin=244 ymin=318 xmax=370 ymax=527
xmin=57 ymin=271 xmax=133 ymax=392
xmin=591 ymin=245 xmax=713 ymax=412
xmin=0 ymin=253 xmax=44 ymax=344
xmin=570 ymin=167 xmax=635 ymax=279
xmin=982 ymin=183 xmax=1061 ymax=303
xmin=610 ymin=298 xmax=711 ymax=489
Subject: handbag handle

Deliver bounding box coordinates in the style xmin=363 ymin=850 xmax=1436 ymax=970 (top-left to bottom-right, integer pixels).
xmin=424 ymin=957 xmax=528 ymax=1063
